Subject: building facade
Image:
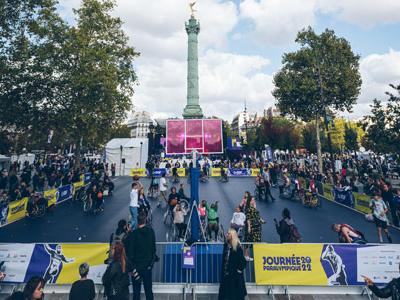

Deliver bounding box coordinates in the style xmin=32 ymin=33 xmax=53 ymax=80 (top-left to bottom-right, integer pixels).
xmin=127 ymin=111 xmax=154 ymax=138
xmin=231 ymin=111 xmax=260 ymax=143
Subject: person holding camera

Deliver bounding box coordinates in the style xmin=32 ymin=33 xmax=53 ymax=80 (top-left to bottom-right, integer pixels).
xmin=125 ymin=212 xmax=156 ymax=300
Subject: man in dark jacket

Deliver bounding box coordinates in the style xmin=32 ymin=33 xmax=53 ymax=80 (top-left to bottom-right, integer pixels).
xmin=274 ymin=208 xmax=294 ymax=243
xmin=363 ymin=263 xmax=400 ymax=300
xmin=125 ymin=213 xmax=156 ymax=300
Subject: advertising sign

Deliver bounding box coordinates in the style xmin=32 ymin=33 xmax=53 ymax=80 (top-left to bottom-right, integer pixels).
xmin=228 ymin=169 xmax=251 ymax=177
xmin=0 ymin=243 xmax=108 ymax=284
xmin=7 ymin=198 xmax=28 ymax=224
xmin=254 ymin=244 xmax=400 ymax=286
xmin=333 ymin=188 xmax=354 ymax=208
xmin=182 ymin=246 xmax=195 ymax=269
xmin=56 ymin=184 xmax=74 ymax=204
xmin=130 ymin=168 xmax=147 ymax=177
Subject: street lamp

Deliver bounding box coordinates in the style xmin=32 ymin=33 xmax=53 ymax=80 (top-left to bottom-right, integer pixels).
xmin=139 ymin=141 xmax=143 ymax=168
xmin=119 ymin=145 xmax=123 ymax=176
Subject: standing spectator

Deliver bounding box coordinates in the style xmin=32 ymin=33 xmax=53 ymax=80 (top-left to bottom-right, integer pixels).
xmin=218 ymin=228 xmax=247 ymax=300
xmin=370 ymin=190 xmax=392 ymax=243
xmin=111 ymin=163 xmax=116 ymax=177
xmin=274 ymin=208 xmax=295 ymax=243
xmin=110 ymin=219 xmax=130 ymax=246
xmin=382 ymin=183 xmax=399 ymax=227
xmin=125 ymin=213 xmax=156 ymax=300
xmin=244 ymin=196 xmax=264 ymax=261
xmin=158 ymin=173 xmax=168 ymax=207
xmin=23 ymin=276 xmax=45 ymax=300
xmin=103 ymin=241 xmax=130 ymax=300
xmin=129 ymin=183 xmax=139 ymax=230
xmin=173 ymin=203 xmax=188 ymax=240
xmin=363 ymin=263 xmax=400 ymax=299
xmin=395 ymin=189 xmax=400 ymax=225
xmin=69 ymin=263 xmax=95 ymax=300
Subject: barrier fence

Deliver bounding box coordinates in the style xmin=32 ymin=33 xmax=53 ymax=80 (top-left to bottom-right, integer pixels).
xmin=0 ymin=173 xmax=91 ymax=228
xmin=0 ymin=242 xmax=398 ymax=287
xmin=130 ymin=168 xmax=262 ymax=177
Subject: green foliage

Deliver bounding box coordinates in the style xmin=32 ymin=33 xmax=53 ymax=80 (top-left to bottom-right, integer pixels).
xmin=302 ymin=122 xmax=327 ymax=153
xmin=257 ymin=117 xmax=302 ymax=151
xmin=363 ymin=84 xmax=400 ymax=154
xmin=273 ymin=27 xmax=362 ymax=121
xmin=344 ymin=124 xmax=358 ymax=151
xmin=0 ymin=0 xmax=139 ymax=155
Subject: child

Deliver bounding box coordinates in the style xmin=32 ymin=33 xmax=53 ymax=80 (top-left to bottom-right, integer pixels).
xmin=230 ymin=206 xmax=246 ymax=231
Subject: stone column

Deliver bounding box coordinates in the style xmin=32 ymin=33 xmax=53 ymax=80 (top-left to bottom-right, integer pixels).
xmin=183 ymin=16 xmax=203 ymax=119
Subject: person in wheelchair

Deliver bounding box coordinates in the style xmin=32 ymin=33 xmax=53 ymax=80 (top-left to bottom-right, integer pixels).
xmin=172 ymin=166 xmax=179 ymax=183
xmin=220 ymin=166 xmax=228 ymax=182
xmin=255 ymin=174 xmax=265 ymax=200
xmin=27 ymin=192 xmax=47 ymax=217
xmin=230 ymin=206 xmax=246 ymax=235
xmin=279 ymin=173 xmax=291 ymax=195
xmin=138 ymin=187 xmax=151 ymax=216
xmin=304 ymin=176 xmax=318 ymax=206
xmin=200 ymin=170 xmax=208 ymax=182
xmin=103 ymin=174 xmax=114 ymax=195
xmin=206 ymin=201 xmax=219 ymax=241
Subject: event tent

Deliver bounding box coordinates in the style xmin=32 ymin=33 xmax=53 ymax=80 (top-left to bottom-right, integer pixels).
xmin=105 ymin=138 xmax=148 ymax=176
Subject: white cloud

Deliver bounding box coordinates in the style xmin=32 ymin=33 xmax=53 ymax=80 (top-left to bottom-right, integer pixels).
xmin=134 ymin=49 xmax=274 ymax=121
xmin=240 ymin=0 xmax=317 ymax=46
xmin=317 ymin=0 xmax=400 ymax=27
xmin=346 ymin=49 xmax=400 ymax=119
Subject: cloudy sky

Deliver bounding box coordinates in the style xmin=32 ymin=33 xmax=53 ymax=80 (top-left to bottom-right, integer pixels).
xmin=58 ymin=0 xmax=400 ymax=122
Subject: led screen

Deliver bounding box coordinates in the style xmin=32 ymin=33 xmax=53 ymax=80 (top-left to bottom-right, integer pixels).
xmin=166 ymin=119 xmax=223 ymax=154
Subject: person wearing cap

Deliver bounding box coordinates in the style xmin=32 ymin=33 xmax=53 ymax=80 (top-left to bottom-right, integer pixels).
xmin=69 ymin=263 xmax=95 ymax=300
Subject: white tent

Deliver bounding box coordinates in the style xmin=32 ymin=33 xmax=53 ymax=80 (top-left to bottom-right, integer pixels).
xmin=105 ymin=138 xmax=148 ymax=176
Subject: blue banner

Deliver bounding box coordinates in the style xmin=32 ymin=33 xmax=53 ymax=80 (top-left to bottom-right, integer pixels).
xmin=56 ymin=185 xmax=74 ymax=204
xmin=84 ymin=173 xmax=91 ymax=184
xmin=333 ymin=188 xmax=354 ymax=208
xmin=152 ymin=168 xmax=167 ymax=177
xmin=228 ymin=168 xmax=251 ymax=176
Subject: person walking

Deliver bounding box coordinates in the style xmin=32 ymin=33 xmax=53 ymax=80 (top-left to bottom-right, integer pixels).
xmin=125 ymin=213 xmax=156 ymax=300
xmin=274 ymin=208 xmax=295 ymax=243
xmin=218 ymin=228 xmax=247 ymax=300
xmin=129 ymin=183 xmax=139 ymax=230
xmin=69 ymin=263 xmax=95 ymax=300
xmin=102 ymin=241 xmax=130 ymax=300
xmin=370 ymin=190 xmax=392 ymax=243
xmin=382 ymin=183 xmax=399 ymax=227
xmin=158 ymin=173 xmax=168 ymax=207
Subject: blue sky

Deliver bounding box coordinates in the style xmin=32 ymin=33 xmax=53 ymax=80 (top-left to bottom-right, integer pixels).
xmin=58 ymin=0 xmax=400 ymax=121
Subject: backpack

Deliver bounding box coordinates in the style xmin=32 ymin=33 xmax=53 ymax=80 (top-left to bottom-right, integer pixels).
xmin=288 ymin=224 xmax=302 ymax=243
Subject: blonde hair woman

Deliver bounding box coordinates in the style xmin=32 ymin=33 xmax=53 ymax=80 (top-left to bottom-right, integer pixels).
xmin=218 ymin=228 xmax=247 ymax=300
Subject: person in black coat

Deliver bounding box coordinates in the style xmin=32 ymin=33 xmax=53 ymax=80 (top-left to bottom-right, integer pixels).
xmin=218 ymin=228 xmax=247 ymax=300
xmin=363 ymin=263 xmax=400 ymax=299
xmin=274 ymin=208 xmax=294 ymax=243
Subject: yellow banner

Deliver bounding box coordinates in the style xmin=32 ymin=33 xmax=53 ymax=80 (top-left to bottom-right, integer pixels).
xmin=130 ymin=168 xmax=147 ymax=177
xmin=73 ymin=181 xmax=84 ymax=190
xmin=254 ymin=244 xmax=327 ymax=286
xmin=323 ymin=183 xmax=334 ymax=201
xmin=56 ymin=243 xmax=109 ymax=284
xmin=177 ymin=168 xmax=186 ymax=177
xmin=251 ymin=169 xmax=261 ymax=176
xmin=7 ymin=198 xmax=28 ymax=224
xmin=44 ymin=189 xmax=57 ymax=207
xmin=354 ymin=193 xmax=371 ymax=214
xmin=210 ymin=168 xmax=228 ymax=177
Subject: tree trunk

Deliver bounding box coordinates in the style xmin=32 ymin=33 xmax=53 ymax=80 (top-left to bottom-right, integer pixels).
xmin=74 ymin=136 xmax=82 ymax=169
xmin=315 ymin=116 xmax=323 ymax=174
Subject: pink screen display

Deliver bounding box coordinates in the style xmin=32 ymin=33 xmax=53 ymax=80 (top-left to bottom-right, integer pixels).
xmin=166 ymin=119 xmax=222 ymax=154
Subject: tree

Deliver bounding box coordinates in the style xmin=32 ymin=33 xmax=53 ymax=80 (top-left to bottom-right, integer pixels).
xmin=258 ymin=117 xmax=301 ymax=151
xmin=273 ymin=27 xmax=362 ymax=172
xmin=57 ymin=0 xmax=139 ymax=165
xmin=362 ymin=84 xmax=400 ymax=154
xmin=344 ymin=124 xmax=359 ymax=152
xmin=0 ymin=0 xmax=69 ymax=153
xmin=302 ymin=122 xmax=327 ymax=153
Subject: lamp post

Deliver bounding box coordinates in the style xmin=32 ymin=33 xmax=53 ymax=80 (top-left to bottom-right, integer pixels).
xmin=119 ymin=145 xmax=123 ymax=176
xmin=324 ymin=108 xmax=334 ymax=171
xmin=139 ymin=141 xmax=143 ymax=168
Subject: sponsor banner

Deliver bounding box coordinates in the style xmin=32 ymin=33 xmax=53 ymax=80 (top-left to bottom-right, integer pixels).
xmin=56 ymin=184 xmax=74 ymax=204
xmin=177 ymin=168 xmax=186 ymax=177
xmin=251 ymin=168 xmax=261 ymax=177
xmin=333 ymin=188 xmax=354 ymax=208
xmin=7 ymin=198 xmax=28 ymax=224
xmin=354 ymin=193 xmax=371 ymax=214
xmin=44 ymin=189 xmax=57 ymax=207
xmin=153 ymin=168 xmax=167 ymax=177
xmin=322 ymin=183 xmax=334 ymax=201
xmin=1 ymin=243 xmax=108 ymax=284
xmin=83 ymin=173 xmax=92 ymax=184
xmin=254 ymin=244 xmax=400 ymax=286
xmin=73 ymin=181 xmax=84 ymax=190
xmin=211 ymin=168 xmax=221 ymax=177
xmin=228 ymin=168 xmax=251 ymax=177
xmin=130 ymin=168 xmax=147 ymax=177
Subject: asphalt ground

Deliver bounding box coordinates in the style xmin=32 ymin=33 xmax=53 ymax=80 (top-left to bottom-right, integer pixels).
xmin=0 ymin=176 xmax=399 ymax=244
